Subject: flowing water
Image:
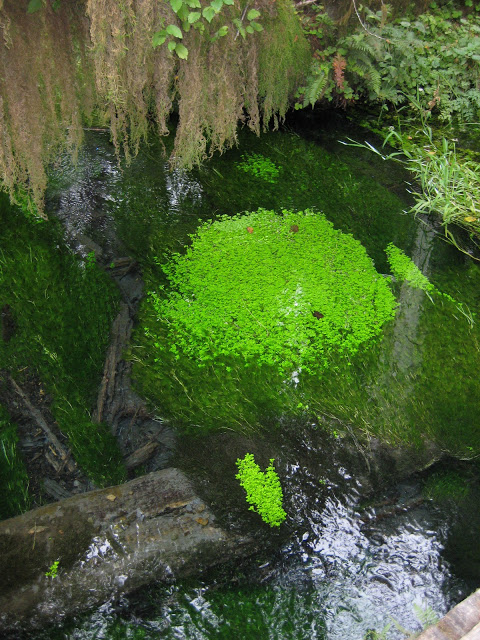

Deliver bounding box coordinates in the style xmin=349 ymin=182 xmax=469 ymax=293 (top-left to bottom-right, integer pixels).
xmin=40 ymin=112 xmax=480 ymax=639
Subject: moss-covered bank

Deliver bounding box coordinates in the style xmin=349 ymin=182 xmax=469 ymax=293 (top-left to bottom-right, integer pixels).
xmin=0 ymin=195 xmax=125 ymax=518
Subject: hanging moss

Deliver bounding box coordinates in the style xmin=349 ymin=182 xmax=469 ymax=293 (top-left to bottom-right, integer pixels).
xmin=0 ymin=0 xmax=310 ymax=216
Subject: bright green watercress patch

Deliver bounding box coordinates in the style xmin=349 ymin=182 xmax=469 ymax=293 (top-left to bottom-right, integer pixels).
xmin=147 ymin=209 xmax=397 ymax=375
xmin=236 ymin=154 xmax=280 ymax=183
xmin=235 ymin=453 xmax=286 ymax=527
xmin=385 ymin=243 xmax=436 ymax=298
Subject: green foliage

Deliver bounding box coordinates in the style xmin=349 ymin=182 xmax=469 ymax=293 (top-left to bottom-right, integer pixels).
xmin=346 ymin=121 xmax=480 ymax=252
xmin=0 ymin=406 xmax=31 ymax=520
xmin=152 ymin=0 xmax=260 ymax=59
xmin=380 ymin=122 xmax=480 ymax=242
xmin=26 ymin=0 xmax=61 ymax=14
xmin=235 ymin=453 xmax=286 ymax=527
xmin=236 ymin=153 xmax=280 ymax=183
xmin=146 ymin=209 xmax=397 ymax=376
xmin=45 ymin=560 xmax=60 ymax=578
xmin=385 ymin=243 xmax=471 ymax=321
xmin=0 ymin=197 xmax=125 ymax=487
xmin=297 ymin=3 xmax=480 ymax=122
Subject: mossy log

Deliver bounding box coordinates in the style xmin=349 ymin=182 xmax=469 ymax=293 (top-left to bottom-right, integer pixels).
xmin=0 ymin=468 xmax=256 ymax=636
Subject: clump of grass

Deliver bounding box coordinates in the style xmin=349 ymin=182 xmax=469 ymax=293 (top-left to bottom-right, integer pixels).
xmin=0 ymin=405 xmax=31 ymax=519
xmin=344 ymin=120 xmax=480 ymax=254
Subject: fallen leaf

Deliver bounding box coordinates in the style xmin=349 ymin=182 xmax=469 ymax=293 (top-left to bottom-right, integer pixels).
xmin=196 ymin=517 xmax=209 ymax=526
xmin=464 ymin=216 xmax=476 ymax=223
xmin=290 ymin=224 xmax=299 ymax=233
xmin=247 ymin=226 xmax=254 ymax=233
xmin=106 ymin=494 xmax=117 ymax=501
xmin=29 ymin=526 xmax=47 ymax=534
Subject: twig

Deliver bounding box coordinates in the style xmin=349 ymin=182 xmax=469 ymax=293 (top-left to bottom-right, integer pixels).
xmin=234 ymin=5 xmax=249 ymax=41
xmin=351 ymin=0 xmax=388 ymax=41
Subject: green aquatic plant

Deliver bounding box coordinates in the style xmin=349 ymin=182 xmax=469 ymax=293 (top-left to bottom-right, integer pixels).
xmin=385 ymin=243 xmax=436 ymax=299
xmin=235 ymin=453 xmax=286 ymax=527
xmin=147 ymin=209 xmax=397 ymax=376
xmin=45 ymin=560 xmax=60 ymax=579
xmin=385 ymin=243 xmax=472 ymax=319
xmin=236 ymin=153 xmax=281 ymax=183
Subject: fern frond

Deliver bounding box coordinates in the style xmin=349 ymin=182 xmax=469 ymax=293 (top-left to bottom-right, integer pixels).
xmin=304 ymin=63 xmax=331 ymax=106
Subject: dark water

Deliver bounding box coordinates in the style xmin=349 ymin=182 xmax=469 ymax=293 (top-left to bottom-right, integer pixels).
xmin=42 ymin=114 xmax=480 ymax=639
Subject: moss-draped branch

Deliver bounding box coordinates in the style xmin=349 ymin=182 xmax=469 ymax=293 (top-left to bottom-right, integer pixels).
xmin=0 ymin=0 xmax=310 ymax=217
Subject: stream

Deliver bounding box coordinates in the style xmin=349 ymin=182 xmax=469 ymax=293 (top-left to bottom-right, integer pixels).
xmin=38 ymin=111 xmax=480 ymax=639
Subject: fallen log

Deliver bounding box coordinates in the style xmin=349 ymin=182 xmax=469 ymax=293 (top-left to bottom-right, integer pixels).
xmin=0 ymin=467 xmax=256 ymax=636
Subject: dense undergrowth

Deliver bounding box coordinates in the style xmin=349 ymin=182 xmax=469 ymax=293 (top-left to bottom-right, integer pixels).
xmin=297 ymin=1 xmax=480 ymax=243
xmin=299 ymin=1 xmax=480 ymax=122
xmin=0 ymin=195 xmax=125 ymax=517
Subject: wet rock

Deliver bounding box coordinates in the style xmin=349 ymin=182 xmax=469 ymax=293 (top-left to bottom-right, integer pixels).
xmin=0 ymin=468 xmax=256 ymax=636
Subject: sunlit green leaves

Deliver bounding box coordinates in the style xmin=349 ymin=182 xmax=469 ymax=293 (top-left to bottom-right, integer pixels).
xmin=175 ymin=43 xmax=189 ymax=59
xmin=188 ymin=11 xmax=201 ymax=24
xmin=170 ymin=0 xmax=183 ymax=13
xmin=152 ymin=30 xmax=168 ymax=47
xmin=247 ymin=9 xmax=261 ymax=21
xmin=147 ymin=209 xmax=397 ymax=376
xmin=211 ymin=0 xmax=224 ymax=12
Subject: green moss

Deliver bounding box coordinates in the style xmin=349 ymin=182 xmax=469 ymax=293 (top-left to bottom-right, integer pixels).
xmin=423 ymin=470 xmax=470 ymax=503
xmin=257 ymin=0 xmax=311 ymax=126
xmin=236 ymin=453 xmax=286 ymax=527
xmin=0 ymin=195 xmax=125 ymax=487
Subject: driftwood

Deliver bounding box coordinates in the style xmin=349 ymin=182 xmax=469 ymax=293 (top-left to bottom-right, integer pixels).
xmin=0 ymin=468 xmax=256 ymax=635
xmin=8 ymin=376 xmax=76 ymax=474
xmin=124 ymin=441 xmax=159 ymax=469
xmin=92 ymin=259 xmax=175 ymax=470
xmin=93 ymin=302 xmax=133 ymax=426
